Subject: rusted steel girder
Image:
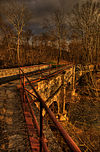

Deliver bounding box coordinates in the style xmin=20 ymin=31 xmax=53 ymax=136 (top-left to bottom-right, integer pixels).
xmin=25 ymin=65 xmax=72 ymax=85
xmin=25 ymin=92 xmax=49 ymax=152
xmin=20 ymin=68 xmax=82 ymax=152
xmin=45 ymin=84 xmax=62 ymax=103
xmin=24 ymin=88 xmax=37 ymax=99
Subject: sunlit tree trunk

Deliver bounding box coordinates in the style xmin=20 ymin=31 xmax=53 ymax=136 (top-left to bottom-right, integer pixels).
xmin=57 ymin=38 xmax=61 ymax=64
xmin=17 ymin=32 xmax=20 ymax=66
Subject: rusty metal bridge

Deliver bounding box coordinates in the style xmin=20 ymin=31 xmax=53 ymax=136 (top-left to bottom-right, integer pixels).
xmin=1 ymin=63 xmax=99 ymax=151
xmin=18 ymin=64 xmax=82 ymax=152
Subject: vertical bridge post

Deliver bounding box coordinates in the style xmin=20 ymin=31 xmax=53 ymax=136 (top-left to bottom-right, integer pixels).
xmin=40 ymin=101 xmax=43 ymax=152
xmin=61 ymin=71 xmax=66 ymax=114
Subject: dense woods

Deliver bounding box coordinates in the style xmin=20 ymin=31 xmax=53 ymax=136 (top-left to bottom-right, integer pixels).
xmin=0 ymin=0 xmax=99 ymax=68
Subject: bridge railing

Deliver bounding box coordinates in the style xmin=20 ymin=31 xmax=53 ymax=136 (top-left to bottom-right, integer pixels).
xmin=19 ymin=67 xmax=82 ymax=152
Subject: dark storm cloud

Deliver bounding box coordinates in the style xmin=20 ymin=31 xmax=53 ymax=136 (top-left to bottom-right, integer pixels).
xmin=1 ymin=0 xmax=99 ymax=23
xmin=24 ymin=0 xmax=82 ymax=27
xmin=25 ymin=0 xmax=100 ymax=24
xmin=1 ymin=0 xmax=99 ymax=22
xmin=0 ymin=0 xmax=99 ymax=33
xmin=26 ymin=0 xmax=79 ymax=21
xmin=22 ymin=0 xmax=100 ymax=33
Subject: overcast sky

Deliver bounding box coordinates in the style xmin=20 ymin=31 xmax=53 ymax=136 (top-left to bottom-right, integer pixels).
xmin=0 ymin=0 xmax=99 ymax=33
xmin=24 ymin=0 xmax=99 ymax=20
xmin=26 ymin=0 xmax=83 ymax=23
xmin=24 ymin=0 xmax=85 ymax=33
xmin=24 ymin=0 xmax=99 ymax=33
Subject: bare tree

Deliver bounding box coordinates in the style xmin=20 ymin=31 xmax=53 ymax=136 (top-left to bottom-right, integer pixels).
xmin=23 ymin=28 xmax=32 ymax=48
xmin=68 ymin=0 xmax=100 ymax=97
xmin=3 ymin=0 xmax=31 ymax=66
xmin=69 ymin=0 xmax=100 ymax=65
xmin=43 ymin=7 xmax=67 ymax=64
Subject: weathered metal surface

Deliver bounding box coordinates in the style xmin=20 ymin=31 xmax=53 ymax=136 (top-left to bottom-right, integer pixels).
xmin=25 ymin=91 xmax=49 ymax=152
xmin=20 ymin=68 xmax=82 ymax=152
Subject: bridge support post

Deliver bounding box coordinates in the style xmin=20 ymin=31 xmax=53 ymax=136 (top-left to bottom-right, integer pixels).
xmin=63 ymin=84 xmax=66 ymax=114
xmin=40 ymin=101 xmax=43 ymax=152
xmin=72 ymin=65 xmax=76 ymax=96
xmin=58 ymin=101 xmax=60 ymax=114
xmin=22 ymin=75 xmax=25 ymax=102
xmin=59 ymin=71 xmax=66 ymax=114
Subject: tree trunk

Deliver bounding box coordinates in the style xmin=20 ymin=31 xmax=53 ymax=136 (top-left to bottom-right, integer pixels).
xmin=17 ymin=33 xmax=20 ymax=66
xmin=57 ymin=38 xmax=61 ymax=64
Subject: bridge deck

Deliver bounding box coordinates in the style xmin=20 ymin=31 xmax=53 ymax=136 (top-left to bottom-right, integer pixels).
xmin=0 ymin=80 xmax=63 ymax=152
xmin=0 ymin=80 xmax=30 ymax=151
xmin=0 ymin=66 xmax=68 ymax=152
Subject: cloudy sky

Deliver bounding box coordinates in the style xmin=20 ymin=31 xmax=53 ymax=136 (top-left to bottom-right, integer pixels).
xmin=0 ymin=0 xmax=99 ymax=33
xmin=24 ymin=0 xmax=85 ymax=33
xmin=26 ymin=0 xmax=82 ymax=22
xmin=24 ymin=0 xmax=99 ymax=33
xmin=24 ymin=0 xmax=99 ymax=20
